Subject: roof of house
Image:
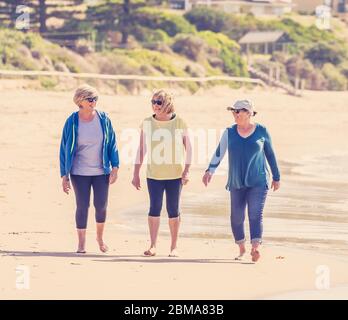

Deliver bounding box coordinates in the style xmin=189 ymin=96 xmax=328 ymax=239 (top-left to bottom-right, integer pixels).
xmin=238 ymin=31 xmax=285 ymax=44
xmin=187 ymin=0 xmax=294 ymax=7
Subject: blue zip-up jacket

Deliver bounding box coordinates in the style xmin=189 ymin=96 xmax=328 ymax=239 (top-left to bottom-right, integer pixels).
xmin=59 ymin=110 xmax=119 ymax=178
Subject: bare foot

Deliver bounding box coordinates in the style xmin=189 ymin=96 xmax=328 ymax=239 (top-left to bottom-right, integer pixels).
xmin=97 ymin=239 xmax=109 ymax=253
xmin=251 ymin=249 xmax=260 ymax=262
xmin=76 ymin=244 xmax=86 ymax=253
xmin=235 ymin=245 xmax=246 ymax=260
xmin=144 ymin=247 xmax=156 ymax=257
xmin=168 ymin=249 xmax=179 ymax=257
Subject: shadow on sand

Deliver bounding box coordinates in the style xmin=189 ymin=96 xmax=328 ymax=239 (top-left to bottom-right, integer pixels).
xmin=0 ymin=250 xmax=255 ymax=265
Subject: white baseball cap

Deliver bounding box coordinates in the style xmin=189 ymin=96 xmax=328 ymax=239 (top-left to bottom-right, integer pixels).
xmin=227 ymin=100 xmax=257 ymax=116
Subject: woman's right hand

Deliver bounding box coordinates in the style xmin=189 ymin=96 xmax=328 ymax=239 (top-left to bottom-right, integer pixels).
xmin=132 ymin=174 xmax=141 ymax=190
xmin=202 ymin=171 xmax=212 ymax=187
xmin=62 ymin=176 xmax=71 ymax=194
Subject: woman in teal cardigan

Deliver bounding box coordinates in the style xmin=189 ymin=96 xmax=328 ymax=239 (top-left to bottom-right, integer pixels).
xmin=202 ymin=100 xmax=280 ymax=262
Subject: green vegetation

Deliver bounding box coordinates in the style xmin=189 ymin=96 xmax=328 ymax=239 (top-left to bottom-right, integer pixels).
xmin=184 ymin=7 xmax=348 ymax=90
xmin=322 ymin=63 xmax=347 ymax=90
xmin=1 ymin=2 xmax=348 ymax=92
xmin=197 ymin=31 xmax=248 ymax=76
xmin=135 ymin=7 xmax=196 ymax=37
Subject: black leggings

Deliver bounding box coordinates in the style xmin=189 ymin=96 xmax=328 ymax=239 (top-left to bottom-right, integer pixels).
xmin=147 ymin=178 xmax=182 ymax=218
xmin=70 ymin=174 xmax=109 ymax=229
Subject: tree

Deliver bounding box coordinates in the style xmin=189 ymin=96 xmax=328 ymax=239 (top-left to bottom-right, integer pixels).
xmin=87 ymin=0 xmax=147 ymax=45
xmin=38 ymin=0 xmax=47 ymax=32
xmin=184 ymin=7 xmax=230 ymax=33
xmin=305 ymin=42 xmax=347 ymax=67
xmin=34 ymin=0 xmax=84 ymax=33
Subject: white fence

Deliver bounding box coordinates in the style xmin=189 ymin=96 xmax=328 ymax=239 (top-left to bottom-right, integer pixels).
xmin=0 ymin=69 xmax=266 ymax=87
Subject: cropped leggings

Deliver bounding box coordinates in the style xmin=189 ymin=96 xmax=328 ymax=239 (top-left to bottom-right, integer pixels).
xmin=147 ymin=178 xmax=182 ymax=218
xmin=70 ymin=174 xmax=110 ymax=229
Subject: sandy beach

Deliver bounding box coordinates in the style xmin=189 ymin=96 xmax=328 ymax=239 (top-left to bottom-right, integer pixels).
xmin=1 ymin=85 xmax=348 ymax=299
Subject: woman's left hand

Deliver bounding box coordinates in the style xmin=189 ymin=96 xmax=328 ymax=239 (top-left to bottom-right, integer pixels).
xmin=271 ymin=180 xmax=280 ymax=192
xmin=109 ymin=167 xmax=118 ymax=185
xmin=181 ymin=170 xmax=189 ymax=185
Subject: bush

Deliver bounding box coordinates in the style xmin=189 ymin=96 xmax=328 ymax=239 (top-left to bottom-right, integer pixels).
xmin=305 ymin=42 xmax=347 ymax=67
xmin=283 ymin=56 xmax=335 ymax=90
xmin=185 ymin=8 xmax=264 ymax=41
xmin=224 ymin=13 xmax=267 ymax=41
xmin=40 ymin=77 xmax=58 ymax=89
xmin=285 ymin=56 xmax=314 ymax=79
xmin=306 ymin=69 xmax=327 ymax=90
xmin=184 ymin=63 xmax=206 ymax=77
xmin=197 ymin=31 xmax=248 ymax=76
xmin=254 ymin=59 xmax=290 ymax=84
xmin=143 ymin=42 xmax=173 ymax=55
xmin=132 ymin=26 xmax=170 ymax=44
xmin=171 ymin=31 xmax=248 ymax=77
xmin=172 ymin=34 xmax=207 ymax=61
xmin=74 ymin=39 xmax=95 ymax=56
xmin=271 ymin=52 xmax=290 ymax=65
xmin=338 ymin=61 xmax=348 ymax=78
xmin=184 ymin=7 xmax=231 ymax=33
xmin=265 ymin=18 xmax=336 ymax=44
xmin=322 ymin=63 xmax=347 ymax=90
xmin=135 ymin=7 xmax=196 ymax=37
xmin=115 ymin=48 xmax=188 ymax=77
xmin=0 ymin=28 xmax=96 ymax=73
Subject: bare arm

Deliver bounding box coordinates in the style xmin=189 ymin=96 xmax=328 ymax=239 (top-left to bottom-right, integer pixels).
xmin=132 ymin=130 xmax=147 ymax=190
xmin=182 ymin=129 xmax=192 ymax=185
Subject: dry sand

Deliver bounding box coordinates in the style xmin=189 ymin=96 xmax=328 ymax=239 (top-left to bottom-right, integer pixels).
xmin=0 ymin=86 xmax=348 ymax=299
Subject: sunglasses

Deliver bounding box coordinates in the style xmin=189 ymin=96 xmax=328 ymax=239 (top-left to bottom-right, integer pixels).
xmin=229 ymin=108 xmax=248 ymax=114
xmin=86 ymin=97 xmax=98 ymax=103
xmin=151 ymin=99 xmax=163 ymax=106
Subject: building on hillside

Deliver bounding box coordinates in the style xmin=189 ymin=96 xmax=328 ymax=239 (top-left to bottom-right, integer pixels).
xmin=169 ymin=0 xmax=189 ymax=9
xmin=169 ymin=0 xmax=294 ymax=16
xmin=292 ymin=0 xmax=348 ymax=14
xmin=238 ymin=30 xmax=293 ymax=54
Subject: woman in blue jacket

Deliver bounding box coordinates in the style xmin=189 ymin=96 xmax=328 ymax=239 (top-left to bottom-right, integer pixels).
xmin=202 ymin=100 xmax=280 ymax=262
xmin=59 ymin=84 xmax=119 ymax=254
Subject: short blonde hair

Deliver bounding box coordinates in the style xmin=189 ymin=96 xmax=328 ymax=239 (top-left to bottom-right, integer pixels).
xmin=152 ymin=89 xmax=175 ymax=114
xmin=73 ymin=84 xmax=98 ymax=107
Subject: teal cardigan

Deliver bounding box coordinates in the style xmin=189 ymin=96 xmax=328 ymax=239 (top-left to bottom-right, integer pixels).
xmin=207 ymin=123 xmax=280 ymax=190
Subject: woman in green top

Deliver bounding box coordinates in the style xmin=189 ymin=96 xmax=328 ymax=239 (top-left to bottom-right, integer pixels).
xmin=132 ymin=89 xmax=192 ymax=257
xmin=202 ymin=100 xmax=280 ymax=262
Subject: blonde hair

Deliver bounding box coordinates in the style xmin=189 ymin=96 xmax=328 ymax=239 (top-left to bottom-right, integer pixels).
xmin=73 ymin=84 xmax=99 ymax=107
xmin=152 ymin=89 xmax=175 ymax=114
